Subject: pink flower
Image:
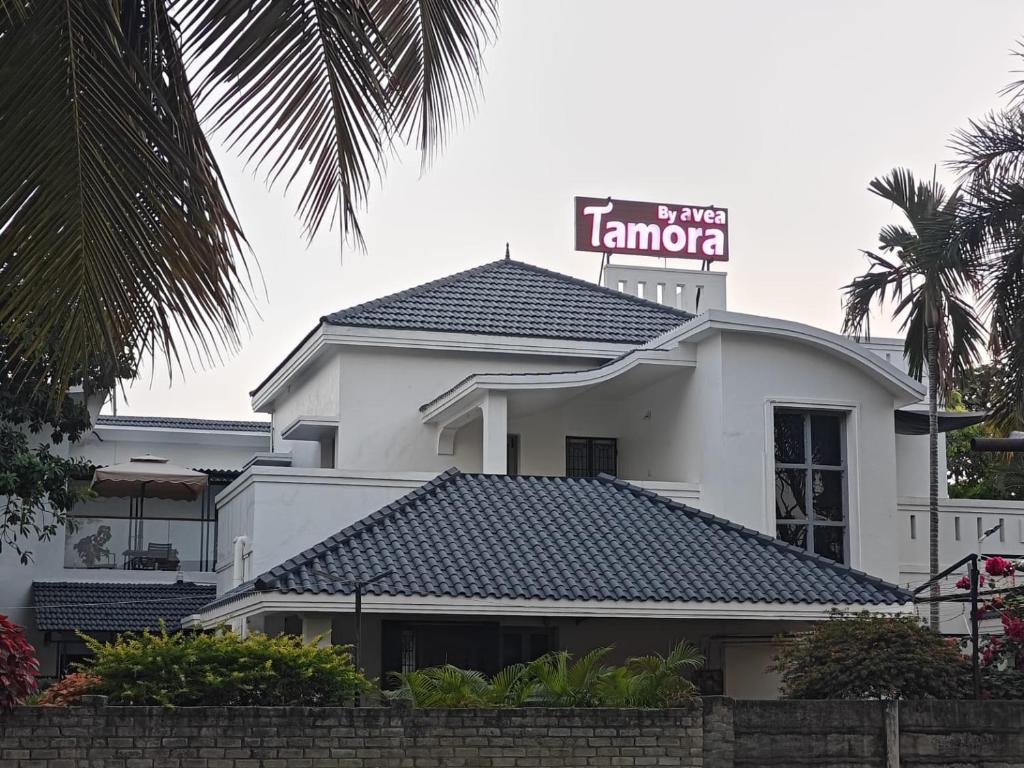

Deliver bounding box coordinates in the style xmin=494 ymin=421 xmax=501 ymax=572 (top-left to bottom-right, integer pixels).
xmin=985 ymin=557 xmax=1015 ymax=577
xmin=955 ymin=573 xmax=986 ymax=590
xmin=1002 ymin=613 xmax=1024 ymax=643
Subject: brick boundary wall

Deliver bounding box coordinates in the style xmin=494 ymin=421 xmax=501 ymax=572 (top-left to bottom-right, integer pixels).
xmin=0 ymin=703 xmax=704 ymax=768
xmin=3 ymin=699 xmax=1024 ymax=768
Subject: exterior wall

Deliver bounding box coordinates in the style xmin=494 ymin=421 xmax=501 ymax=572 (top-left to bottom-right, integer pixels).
xmin=276 ymin=612 xmax=801 ymax=698
xmin=69 ymin=428 xmax=266 ymax=472
xmin=895 ymin=432 xmax=948 ymax=499
xmin=700 ymin=333 xmax=903 ymax=582
xmin=334 ymin=347 xmax=601 ymax=474
xmin=732 ymin=699 xmax=889 ymax=767
xmin=5 ymin=700 xmax=1024 ymax=768
xmin=214 ymin=468 xmax=440 ymax=591
xmin=271 ymin=354 xmax=341 ymax=468
xmin=0 ymin=705 xmax=705 ymax=768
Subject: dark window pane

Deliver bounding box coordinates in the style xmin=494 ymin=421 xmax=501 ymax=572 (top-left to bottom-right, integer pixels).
xmin=812 ymin=470 xmax=844 ymax=521
xmin=591 ymin=438 xmax=617 ymax=476
xmin=507 ymin=434 xmax=520 ymax=476
xmin=811 ymin=413 xmax=842 ymax=466
xmin=774 ymin=412 xmax=805 ymax=463
xmin=777 ymin=523 xmax=807 ymax=549
xmin=566 ymin=438 xmax=589 ymax=477
xmin=813 ymin=526 xmax=845 ymax=563
xmin=775 ymin=469 xmax=808 ymax=520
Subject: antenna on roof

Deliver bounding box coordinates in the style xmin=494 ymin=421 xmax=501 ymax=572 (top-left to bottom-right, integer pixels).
xmin=504 ymin=242 xmax=510 ymax=260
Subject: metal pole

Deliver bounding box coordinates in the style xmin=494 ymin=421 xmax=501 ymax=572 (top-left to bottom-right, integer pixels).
xmin=970 ymin=555 xmax=981 ymax=700
xmin=354 ymin=581 xmax=362 ymax=671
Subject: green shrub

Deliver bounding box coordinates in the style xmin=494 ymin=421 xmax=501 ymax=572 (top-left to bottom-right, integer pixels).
xmin=80 ymin=626 xmax=370 ymax=706
xmin=388 ymin=641 xmax=703 ymax=708
xmin=772 ymin=612 xmax=967 ymax=700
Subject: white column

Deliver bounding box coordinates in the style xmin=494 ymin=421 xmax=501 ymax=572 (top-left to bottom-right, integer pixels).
xmin=481 ymin=391 xmax=508 ymax=474
xmin=301 ymin=614 xmax=333 ymax=647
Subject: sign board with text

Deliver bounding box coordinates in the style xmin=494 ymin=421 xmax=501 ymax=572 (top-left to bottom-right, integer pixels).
xmin=574 ymin=196 xmax=729 ymax=261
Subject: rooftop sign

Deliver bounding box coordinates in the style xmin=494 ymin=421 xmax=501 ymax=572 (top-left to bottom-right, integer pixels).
xmin=574 ymin=196 xmax=729 ymax=261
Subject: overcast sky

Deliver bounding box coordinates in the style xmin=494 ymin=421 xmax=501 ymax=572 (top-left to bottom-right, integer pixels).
xmin=116 ymin=1 xmax=1024 ymax=421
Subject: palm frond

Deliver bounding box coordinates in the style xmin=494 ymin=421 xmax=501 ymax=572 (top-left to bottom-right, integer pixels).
xmin=0 ymin=0 xmax=248 ymax=387
xmin=179 ymin=0 xmax=391 ymax=245
xmin=868 ymin=168 xmax=945 ymax=229
xmin=951 ymin=110 xmax=1024 ymax=183
xmin=372 ymin=0 xmax=497 ymax=168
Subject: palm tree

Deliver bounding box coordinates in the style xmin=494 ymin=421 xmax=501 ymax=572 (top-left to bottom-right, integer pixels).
xmin=951 ymin=92 xmax=1024 ymax=433
xmin=843 ymin=169 xmax=985 ymax=630
xmin=0 ymin=0 xmax=497 ymax=388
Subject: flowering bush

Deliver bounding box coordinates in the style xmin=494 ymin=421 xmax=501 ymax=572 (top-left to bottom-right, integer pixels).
xmin=35 ymin=672 xmax=101 ymax=706
xmin=0 ymin=615 xmax=39 ymax=710
xmin=955 ymin=556 xmax=1024 ymax=698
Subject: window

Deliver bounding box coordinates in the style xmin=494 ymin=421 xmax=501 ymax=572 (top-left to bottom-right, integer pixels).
xmin=565 ymin=437 xmax=617 ymax=478
xmin=507 ymin=434 xmax=521 ymax=476
xmin=774 ymin=409 xmax=847 ymax=563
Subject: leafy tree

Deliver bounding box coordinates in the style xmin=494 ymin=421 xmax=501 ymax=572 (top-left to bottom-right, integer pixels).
xmin=772 ymin=612 xmax=967 ymax=700
xmin=0 ymin=337 xmax=132 ymax=564
xmin=946 ymin=367 xmax=1024 ymax=499
xmin=80 ymin=625 xmax=370 ymax=706
xmin=843 ymin=169 xmax=985 ymax=630
xmin=0 ymin=0 xmax=497 ymax=390
xmin=0 ymin=614 xmax=39 ymax=709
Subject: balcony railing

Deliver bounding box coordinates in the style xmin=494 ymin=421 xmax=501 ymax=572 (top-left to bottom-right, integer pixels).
xmin=64 ymin=514 xmax=216 ymax=572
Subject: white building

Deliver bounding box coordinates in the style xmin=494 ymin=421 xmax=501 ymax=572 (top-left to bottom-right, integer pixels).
xmin=7 ymin=255 xmax=1012 ymax=696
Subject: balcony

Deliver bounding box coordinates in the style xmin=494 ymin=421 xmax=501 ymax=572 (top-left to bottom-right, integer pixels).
xmin=64 ymin=493 xmax=217 ymax=573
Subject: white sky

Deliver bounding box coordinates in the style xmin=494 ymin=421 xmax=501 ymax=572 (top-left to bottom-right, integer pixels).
xmin=117 ymin=0 xmax=1024 ymax=421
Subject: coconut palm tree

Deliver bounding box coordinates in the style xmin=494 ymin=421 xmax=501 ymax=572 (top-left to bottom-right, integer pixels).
xmin=0 ymin=0 xmax=497 ymax=388
xmin=843 ymin=169 xmax=985 ymax=630
xmin=951 ymin=102 xmax=1024 ymax=433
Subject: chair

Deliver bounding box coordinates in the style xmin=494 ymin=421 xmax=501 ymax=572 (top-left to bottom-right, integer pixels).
xmin=145 ymin=542 xmax=180 ymax=571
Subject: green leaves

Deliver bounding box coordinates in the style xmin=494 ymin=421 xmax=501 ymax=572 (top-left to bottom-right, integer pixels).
xmin=1 ymin=0 xmax=497 ymax=393
xmin=387 ymin=641 xmax=704 ymax=709
xmin=842 ymin=167 xmax=983 ymax=393
xmin=772 ymin=612 xmax=967 ymax=700
xmin=80 ymin=624 xmax=371 ymax=706
xmin=0 ymin=0 xmax=249 ymax=388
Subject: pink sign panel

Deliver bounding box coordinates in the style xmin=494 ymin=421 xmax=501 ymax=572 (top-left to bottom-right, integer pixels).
xmin=574 ymin=196 xmax=729 ymax=261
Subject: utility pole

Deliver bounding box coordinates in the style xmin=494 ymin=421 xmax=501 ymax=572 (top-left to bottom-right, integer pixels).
xmin=349 ymin=570 xmax=394 ymax=672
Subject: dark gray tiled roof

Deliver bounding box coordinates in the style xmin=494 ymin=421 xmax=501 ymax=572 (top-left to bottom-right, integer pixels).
xmin=95 ymin=415 xmax=271 ymax=433
xmin=33 ymin=581 xmax=216 ymax=632
xmin=322 ymin=259 xmax=694 ymax=344
xmin=252 ymin=471 xmax=909 ymax=607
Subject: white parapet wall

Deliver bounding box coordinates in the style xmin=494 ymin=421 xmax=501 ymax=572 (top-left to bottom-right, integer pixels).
xmin=603 ymin=263 xmax=726 ymax=314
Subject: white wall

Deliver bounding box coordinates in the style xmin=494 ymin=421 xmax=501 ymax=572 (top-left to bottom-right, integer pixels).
xmin=215 ymin=467 xmax=441 ymax=591
xmin=334 ymin=347 xmax=601 ymax=473
xmin=691 ymin=333 xmax=903 ymax=582
xmin=272 ymin=354 xmax=341 ymax=468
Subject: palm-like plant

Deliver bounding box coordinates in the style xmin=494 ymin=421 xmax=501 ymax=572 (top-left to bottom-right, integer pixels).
xmin=0 ymin=0 xmax=496 ymax=387
xmin=843 ymin=169 xmax=984 ymax=630
xmin=951 ymin=70 xmax=1024 ymax=433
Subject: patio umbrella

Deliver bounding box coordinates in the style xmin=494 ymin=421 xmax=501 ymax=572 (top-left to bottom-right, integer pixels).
xmin=92 ymin=454 xmax=208 ymax=500
xmin=91 ymin=455 xmax=208 ymax=569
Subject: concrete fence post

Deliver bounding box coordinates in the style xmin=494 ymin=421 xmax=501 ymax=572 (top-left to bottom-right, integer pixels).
xmin=884 ymin=700 xmax=900 ymax=768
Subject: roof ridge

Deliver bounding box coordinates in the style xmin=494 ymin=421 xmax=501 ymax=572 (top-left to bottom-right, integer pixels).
xmin=323 ymin=258 xmax=695 ymax=326
xmin=254 ymin=468 xmax=463 ymax=589
xmin=322 ymin=260 xmax=508 ymax=324
xmin=592 ymin=474 xmax=909 ymax=596
xmin=95 ymin=415 xmax=271 ymax=431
